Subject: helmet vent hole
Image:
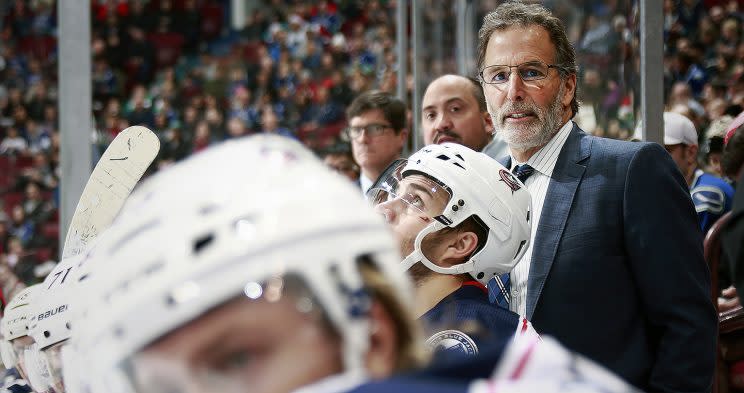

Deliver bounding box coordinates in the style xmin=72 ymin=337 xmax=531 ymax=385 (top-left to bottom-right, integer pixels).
xmin=199 ymin=204 xmax=219 ymax=215
xmin=43 ymin=331 xmax=50 ymax=338
xmin=514 ymin=240 xmax=527 ymax=259
xmin=436 ymin=154 xmax=450 ymax=161
xmin=455 ymin=154 xmax=464 ymax=160
xmin=193 ymin=233 xmax=215 ymax=254
xmin=66 ymin=322 xmax=71 ymax=330
xmin=452 ymin=162 xmax=465 ymax=170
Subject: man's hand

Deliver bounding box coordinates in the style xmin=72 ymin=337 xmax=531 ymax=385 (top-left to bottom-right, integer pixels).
xmin=718 ymin=286 xmax=741 ymax=312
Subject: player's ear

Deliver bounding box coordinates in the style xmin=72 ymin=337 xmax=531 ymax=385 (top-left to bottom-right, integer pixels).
xmin=439 ymin=231 xmax=478 ymax=263
xmin=365 ymin=301 xmax=397 ymax=379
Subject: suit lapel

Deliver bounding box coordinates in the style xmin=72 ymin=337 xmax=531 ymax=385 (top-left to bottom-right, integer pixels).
xmin=526 ymin=125 xmax=591 ymax=319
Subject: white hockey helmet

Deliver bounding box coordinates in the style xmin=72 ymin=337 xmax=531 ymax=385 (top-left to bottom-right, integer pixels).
xmin=63 ymin=135 xmax=412 ymax=393
xmin=1 ymin=285 xmax=42 ymax=373
xmin=22 ymin=253 xmax=86 ymax=392
xmin=367 ymin=143 xmax=532 ymax=285
xmin=27 ymin=254 xmax=85 ymax=350
xmin=2 ymin=285 xmax=42 ymax=341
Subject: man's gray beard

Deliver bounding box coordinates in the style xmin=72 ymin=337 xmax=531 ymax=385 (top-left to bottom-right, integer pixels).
xmin=488 ymin=85 xmax=566 ymax=152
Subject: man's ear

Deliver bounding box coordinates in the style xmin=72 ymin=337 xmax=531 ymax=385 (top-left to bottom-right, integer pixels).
xmin=439 ymin=231 xmax=479 ymax=264
xmin=562 ymin=73 xmax=577 ymax=109
xmin=365 ymin=301 xmax=397 ymax=379
xmin=688 ymin=144 xmax=699 ymax=165
xmin=482 ymin=111 xmax=494 ymax=135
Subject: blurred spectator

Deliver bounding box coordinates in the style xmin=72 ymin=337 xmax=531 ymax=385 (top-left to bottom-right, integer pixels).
xmin=192 ymin=120 xmax=214 ymax=153
xmin=4 ymin=236 xmax=35 ymax=284
xmin=664 ymin=112 xmax=733 ymax=233
xmin=258 ymin=105 xmax=295 ymax=139
xmin=226 ymin=116 xmax=249 ymax=139
xmin=723 ymin=123 xmax=744 ymax=182
xmin=9 ymin=205 xmax=34 ymax=248
xmin=25 ymin=119 xmax=51 ymax=154
xmin=321 ymin=143 xmax=360 ymax=183
xmin=0 ymin=126 xmax=27 ymax=155
xmin=22 ymin=182 xmax=52 ymax=225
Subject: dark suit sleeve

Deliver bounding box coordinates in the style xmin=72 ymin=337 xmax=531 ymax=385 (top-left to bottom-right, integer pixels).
xmin=623 ymin=143 xmax=717 ymax=392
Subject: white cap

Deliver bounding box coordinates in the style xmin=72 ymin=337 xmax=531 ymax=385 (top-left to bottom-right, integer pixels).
xmin=664 ymin=112 xmax=698 ymax=146
xmin=289 ymin=14 xmax=304 ymax=25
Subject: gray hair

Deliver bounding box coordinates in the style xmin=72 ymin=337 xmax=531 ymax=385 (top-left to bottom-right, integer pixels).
xmin=477 ymin=1 xmax=579 ymax=117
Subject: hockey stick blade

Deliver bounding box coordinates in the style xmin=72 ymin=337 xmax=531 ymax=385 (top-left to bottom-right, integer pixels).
xmin=61 ymin=126 xmax=160 ymax=259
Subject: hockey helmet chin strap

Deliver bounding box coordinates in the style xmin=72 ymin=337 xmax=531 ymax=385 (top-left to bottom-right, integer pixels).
xmin=399 ymin=219 xmax=475 ymax=276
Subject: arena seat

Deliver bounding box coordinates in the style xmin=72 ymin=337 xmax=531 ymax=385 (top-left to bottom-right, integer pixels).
xmin=18 ymin=35 xmax=56 ymax=60
xmin=705 ymin=212 xmax=744 ymax=392
xmin=148 ymin=32 xmax=185 ymax=69
xmin=2 ymin=192 xmax=24 ymax=216
xmin=199 ymin=4 xmax=223 ymax=40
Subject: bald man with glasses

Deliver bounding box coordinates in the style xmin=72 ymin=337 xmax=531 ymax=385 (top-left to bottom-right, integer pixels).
xmin=345 ymin=90 xmax=409 ymax=195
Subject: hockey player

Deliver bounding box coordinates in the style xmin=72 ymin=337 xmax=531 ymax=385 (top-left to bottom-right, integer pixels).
xmin=59 ymin=135 xmax=424 ymax=393
xmin=0 ymin=285 xmax=43 ymax=392
xmin=367 ymin=143 xmax=537 ymax=356
xmin=18 ymin=254 xmax=86 ymax=393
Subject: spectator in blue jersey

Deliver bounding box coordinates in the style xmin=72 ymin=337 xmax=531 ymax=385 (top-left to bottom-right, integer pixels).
xmin=664 ymin=111 xmax=734 ymax=233
xmin=368 ymin=143 xmax=537 ymax=359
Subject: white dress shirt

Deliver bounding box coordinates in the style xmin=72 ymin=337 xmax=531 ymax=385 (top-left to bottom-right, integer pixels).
xmin=359 ymin=173 xmax=374 ymax=197
xmin=508 ymin=120 xmax=573 ymax=316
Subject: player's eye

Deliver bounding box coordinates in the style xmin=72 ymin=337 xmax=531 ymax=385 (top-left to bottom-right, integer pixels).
xmin=213 ymin=349 xmax=255 ymax=373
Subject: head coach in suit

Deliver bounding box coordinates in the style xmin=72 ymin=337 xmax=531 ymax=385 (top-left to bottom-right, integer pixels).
xmin=477 ymin=2 xmax=716 ymax=392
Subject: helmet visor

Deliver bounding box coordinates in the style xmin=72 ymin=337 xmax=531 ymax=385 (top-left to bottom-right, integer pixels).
xmin=23 ymin=342 xmax=58 ymax=393
xmin=119 ymin=276 xmax=345 ymax=393
xmin=366 ymin=159 xmax=452 ymax=223
xmin=40 ymin=341 xmax=67 ymax=393
xmin=0 ymin=339 xmax=17 ymax=370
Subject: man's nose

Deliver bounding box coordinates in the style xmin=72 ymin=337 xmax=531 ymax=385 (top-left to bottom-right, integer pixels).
xmin=434 ymin=112 xmax=453 ymax=132
xmin=356 ymin=129 xmax=371 ymax=143
xmin=374 ymin=201 xmax=399 ymax=223
xmin=505 ymin=72 xmax=526 ymax=101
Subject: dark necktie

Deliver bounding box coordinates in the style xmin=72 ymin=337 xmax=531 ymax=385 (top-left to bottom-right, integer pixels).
xmin=488 ymin=164 xmax=535 ymax=309
xmin=513 ymin=164 xmax=535 ymax=183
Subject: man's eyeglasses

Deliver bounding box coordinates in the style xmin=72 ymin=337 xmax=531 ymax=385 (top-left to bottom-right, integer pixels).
xmin=345 ymin=124 xmax=394 ymax=139
xmin=478 ymin=60 xmax=565 ymax=86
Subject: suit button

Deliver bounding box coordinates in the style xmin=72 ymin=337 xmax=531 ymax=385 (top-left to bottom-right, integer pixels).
xmin=512 ymin=289 xmax=519 ymax=297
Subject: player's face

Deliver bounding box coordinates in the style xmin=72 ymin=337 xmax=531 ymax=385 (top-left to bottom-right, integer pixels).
xmin=374 ymin=175 xmax=450 ymax=257
xmin=127 ymin=295 xmax=343 ymax=393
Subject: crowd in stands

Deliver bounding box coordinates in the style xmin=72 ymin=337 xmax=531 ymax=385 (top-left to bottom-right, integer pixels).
xmin=0 ymin=0 xmax=743 ymax=287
